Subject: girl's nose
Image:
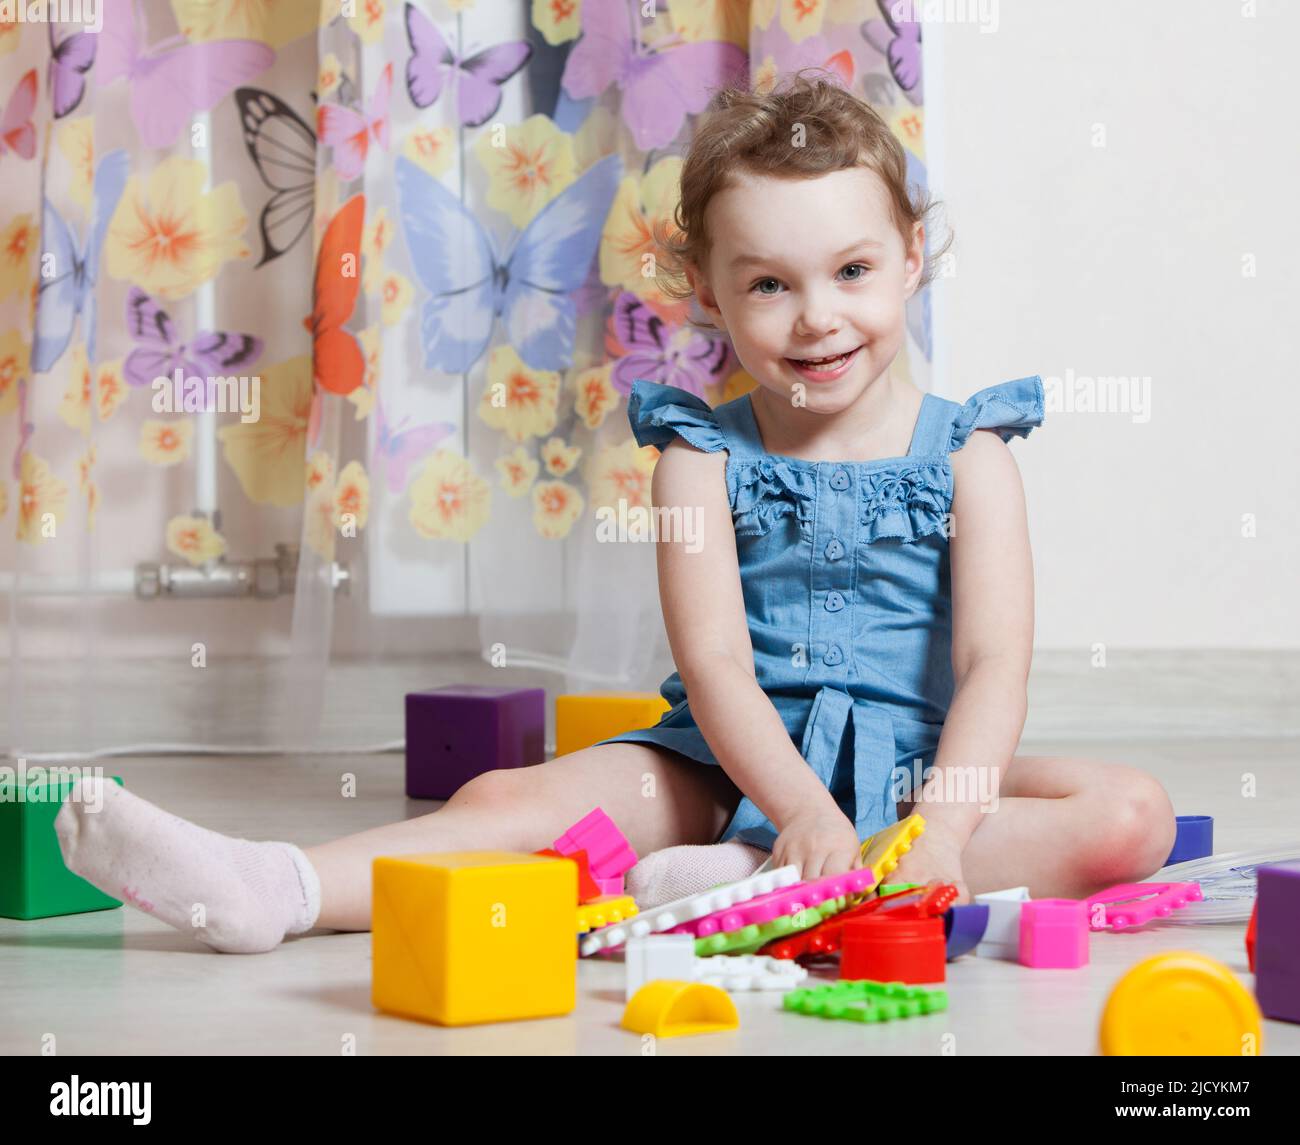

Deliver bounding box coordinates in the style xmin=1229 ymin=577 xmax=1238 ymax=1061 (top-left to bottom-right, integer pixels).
xmin=794 ymin=291 xmax=840 ymax=338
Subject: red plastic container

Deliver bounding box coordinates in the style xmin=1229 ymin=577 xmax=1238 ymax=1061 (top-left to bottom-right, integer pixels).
xmin=840 ymin=916 xmax=946 ymax=984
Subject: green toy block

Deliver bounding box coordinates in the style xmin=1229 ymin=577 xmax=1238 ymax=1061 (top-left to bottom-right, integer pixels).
xmin=877 ymin=883 xmax=921 ymax=896
xmin=783 ymin=979 xmax=949 ymax=1023
xmin=693 ymin=898 xmax=848 ymax=957
xmin=0 ymin=772 xmax=125 ymax=919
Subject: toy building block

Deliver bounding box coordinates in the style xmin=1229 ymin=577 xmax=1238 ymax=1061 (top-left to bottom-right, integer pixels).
xmin=533 ymin=847 xmax=602 ymax=903
xmin=556 ymin=692 xmax=670 ymax=757
xmin=576 ymin=894 xmax=638 ymax=934
xmin=1019 ymin=898 xmax=1089 ymax=969
xmin=553 ymin=808 xmax=637 ymax=884
xmin=1100 ymin=951 xmax=1262 ymax=1055
xmin=975 ymin=886 xmax=1030 ymax=961
xmin=857 ymin=814 xmax=925 ymax=894
xmin=663 ymin=867 xmax=876 ymax=938
xmin=877 ymin=883 xmax=921 ymax=896
xmin=1164 ymin=815 xmax=1214 ymax=866
xmin=405 ymin=685 xmax=544 ymax=800
xmin=1254 ymin=860 xmax=1300 ymax=1023
xmin=625 ymin=935 xmax=696 ymax=1000
xmin=1246 ymin=900 xmax=1257 ymax=974
xmin=759 ymin=883 xmax=956 ymax=961
xmin=579 ymin=864 xmax=801 ymax=956
xmin=621 ymin=980 xmax=738 ymax=1038
xmin=372 ymin=851 xmax=576 ymax=1026
xmin=0 ymin=773 xmax=126 ymax=920
xmin=695 ymin=900 xmax=847 ymax=957
xmin=1084 ymin=882 xmax=1204 ymax=931
xmin=840 ymin=916 xmax=946 ymax=984
xmin=693 ymin=954 xmax=808 ymax=993
xmin=783 ymin=979 xmax=948 ymax=1023
xmin=945 ymin=904 xmax=990 ymax=961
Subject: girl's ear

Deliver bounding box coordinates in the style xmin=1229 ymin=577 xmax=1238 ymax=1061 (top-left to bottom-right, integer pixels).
xmin=687 ymin=263 xmax=727 ymax=332
xmin=903 ymin=221 xmax=926 ymax=298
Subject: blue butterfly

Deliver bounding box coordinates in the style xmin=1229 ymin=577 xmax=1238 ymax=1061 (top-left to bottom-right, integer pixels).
xmin=31 ymin=147 xmax=130 ymax=374
xmin=395 ymin=151 xmax=622 ymax=374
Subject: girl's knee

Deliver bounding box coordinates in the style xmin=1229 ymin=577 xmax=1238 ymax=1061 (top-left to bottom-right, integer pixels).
xmin=447 ymin=766 xmax=535 ymax=812
xmin=1083 ymin=771 xmax=1176 ymax=884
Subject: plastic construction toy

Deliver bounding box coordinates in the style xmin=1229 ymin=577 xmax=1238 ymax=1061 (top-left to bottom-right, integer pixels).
xmin=857 ymin=814 xmax=925 ymax=893
xmin=663 ymin=867 xmax=877 ymax=939
xmin=1084 ymin=882 xmax=1204 ymax=931
xmin=624 ymin=937 xmax=809 ymax=997
xmin=1164 ymin=815 xmax=1214 ymax=866
xmin=579 ymin=864 xmax=801 ymax=956
xmin=0 ymin=774 xmax=126 ymax=920
xmin=975 ymin=886 xmax=1030 ymax=961
xmin=533 ymin=847 xmax=602 ymax=903
xmin=944 ymin=904 xmax=989 ymax=961
xmin=759 ymin=883 xmax=956 ymax=961
xmin=695 ymin=900 xmax=847 ymax=957
xmin=1254 ymin=860 xmax=1300 ymax=1023
xmin=783 ymin=980 xmax=948 ymax=1023
xmin=576 ymin=894 xmax=638 ymax=934
xmin=840 ymin=916 xmax=946 ymax=984
xmin=694 ymin=954 xmax=809 ymax=993
xmin=1019 ymin=898 xmax=1089 ymax=969
xmin=553 ymin=807 xmax=637 ymax=898
xmin=405 ymin=685 xmax=544 ymax=800
xmin=624 ymin=935 xmax=696 ymax=1000
xmin=372 ymin=851 xmax=576 ymax=1026
xmin=555 ymin=692 xmax=669 ymax=757
xmin=621 ymin=980 xmax=738 ymax=1038
xmin=1100 ymin=951 xmax=1262 ymax=1056
xmin=1246 ymin=901 xmax=1257 ymax=974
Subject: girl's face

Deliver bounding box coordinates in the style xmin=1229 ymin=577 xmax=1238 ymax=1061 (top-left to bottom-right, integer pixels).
xmin=688 ymin=165 xmax=924 ymax=414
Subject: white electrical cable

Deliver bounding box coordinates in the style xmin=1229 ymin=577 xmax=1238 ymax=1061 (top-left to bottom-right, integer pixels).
xmin=3 ymin=741 xmax=405 ymax=764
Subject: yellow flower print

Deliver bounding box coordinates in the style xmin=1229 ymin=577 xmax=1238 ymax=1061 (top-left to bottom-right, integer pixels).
xmin=473 ymin=115 xmax=576 ymax=229
xmin=600 ymin=157 xmax=684 ymax=301
xmin=77 ymin=445 xmax=95 ymax=492
xmin=306 ymin=449 xmax=334 ymax=494
xmin=166 ymin=514 xmax=226 ymax=565
xmin=217 ymin=355 xmax=313 ymax=506
xmin=105 ymin=158 xmax=251 ymax=301
xmin=0 ymin=17 xmax=18 ymax=56
xmin=588 ymin=439 xmax=657 ymax=515
xmin=478 ymin=345 xmax=560 ymax=443
xmin=751 ymin=0 xmax=779 ymax=30
xmin=348 ymin=0 xmax=386 ymax=44
xmin=17 ymin=453 xmax=68 ymax=544
xmin=304 ymin=479 xmax=337 ymax=561
xmin=753 ymin=55 xmax=780 ymax=96
xmin=495 ymin=445 xmax=539 ymax=496
xmin=0 ymin=328 xmax=28 ymax=415
xmin=85 ymin=481 xmax=99 ymax=530
xmin=573 ymin=362 xmax=618 ymax=430
xmin=0 ymin=213 xmax=34 ymax=301
xmin=889 ymin=104 xmax=925 ymax=160
xmin=408 ymin=450 xmax=491 ymax=542
xmin=140 ymin=419 xmax=194 ymax=466
xmin=531 ymin=479 xmax=583 ymax=539
xmin=57 ymin=346 xmax=93 ymax=435
xmin=347 ymin=326 xmax=379 ymax=420
xmin=401 ymin=128 xmax=455 ymax=181
xmin=318 ymin=53 xmax=343 ymax=98
xmin=56 ymin=118 xmax=95 ymax=211
xmin=540 ymin=436 xmax=581 ymax=478
xmin=334 ymin=460 xmax=370 ymax=531
xmin=362 ymin=207 xmax=393 ymax=293
xmin=667 ymin=0 xmax=749 ymax=47
xmin=380 ymin=271 xmax=413 ymax=326
xmin=77 ymin=446 xmax=98 ymax=530
xmin=780 ymin=0 xmax=825 ymax=43
xmin=171 ymin=0 xmax=317 ymax=47
xmin=95 ymin=359 xmax=128 ymax=421
xmin=531 ymin=0 xmax=581 ymax=45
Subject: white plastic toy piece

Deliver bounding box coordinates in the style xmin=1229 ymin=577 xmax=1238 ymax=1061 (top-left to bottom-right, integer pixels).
xmin=624 ymin=939 xmax=811 ymax=999
xmin=692 ymin=954 xmax=809 ymax=993
xmin=581 ymin=864 xmax=802 ymax=956
xmin=975 ymin=885 xmax=1030 ymax=961
xmin=624 ymin=935 xmax=696 ymax=1000
xmin=1151 ymin=848 xmax=1300 ymax=924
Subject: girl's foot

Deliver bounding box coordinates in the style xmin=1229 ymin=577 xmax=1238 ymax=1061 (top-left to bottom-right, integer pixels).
xmin=54 ymin=776 xmax=321 ymax=954
xmin=626 ymin=839 xmax=769 ymax=907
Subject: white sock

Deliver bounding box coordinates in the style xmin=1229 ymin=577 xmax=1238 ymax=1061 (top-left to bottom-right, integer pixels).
xmin=54 ymin=776 xmax=321 ymax=954
xmin=625 ymin=839 xmax=769 ymax=908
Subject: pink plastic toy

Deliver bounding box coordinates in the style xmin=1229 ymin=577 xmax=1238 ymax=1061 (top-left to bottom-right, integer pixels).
xmin=663 ymin=869 xmax=877 ymax=938
xmin=1019 ymin=898 xmax=1089 ymax=968
xmin=553 ymin=808 xmax=637 ymax=882
xmin=1084 ymin=882 xmax=1204 ymax=931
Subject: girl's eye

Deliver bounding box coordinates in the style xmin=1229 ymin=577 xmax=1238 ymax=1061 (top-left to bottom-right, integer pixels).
xmin=751 ymin=278 xmax=781 ymax=296
xmin=840 ymin=263 xmax=870 ymax=281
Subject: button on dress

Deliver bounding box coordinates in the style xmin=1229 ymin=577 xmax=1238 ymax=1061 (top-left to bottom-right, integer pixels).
xmin=595 ymin=376 xmax=1045 ymax=850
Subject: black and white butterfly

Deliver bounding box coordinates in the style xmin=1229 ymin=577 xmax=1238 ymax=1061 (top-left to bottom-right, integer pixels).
xmin=234 ymin=87 xmax=316 ymax=267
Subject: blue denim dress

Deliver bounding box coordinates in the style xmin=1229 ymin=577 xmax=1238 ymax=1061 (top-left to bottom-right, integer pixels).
xmin=595 ymin=375 xmax=1045 ymax=850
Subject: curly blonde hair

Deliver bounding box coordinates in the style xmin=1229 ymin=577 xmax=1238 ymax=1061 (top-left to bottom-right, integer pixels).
xmin=654 ymin=69 xmax=950 ymax=323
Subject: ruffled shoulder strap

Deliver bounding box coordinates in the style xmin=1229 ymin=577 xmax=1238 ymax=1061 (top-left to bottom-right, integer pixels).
xmin=626 ymin=379 xmax=728 ymax=454
xmin=948 ymin=376 xmax=1044 ymax=453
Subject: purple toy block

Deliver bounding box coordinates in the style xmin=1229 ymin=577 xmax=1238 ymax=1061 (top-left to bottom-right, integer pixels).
xmin=1255 ymin=860 xmax=1300 ymax=1023
xmin=405 ymin=685 xmax=545 ymax=800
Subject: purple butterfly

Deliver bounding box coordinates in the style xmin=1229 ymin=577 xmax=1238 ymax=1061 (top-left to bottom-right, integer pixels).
xmin=561 ymin=1 xmax=747 ymax=153
xmin=97 ymin=0 xmax=275 ymax=150
xmin=123 ymin=288 xmax=262 ymax=409
xmin=861 ymin=1 xmax=923 ymax=106
xmin=607 ymin=292 xmax=732 ymax=399
xmin=403 ymin=2 xmax=531 ymax=127
xmin=49 ymin=23 xmax=96 ymax=119
xmin=373 ymin=398 xmax=455 ymax=494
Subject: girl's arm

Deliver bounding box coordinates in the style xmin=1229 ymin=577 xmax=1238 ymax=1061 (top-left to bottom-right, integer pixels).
xmin=651 ymin=439 xmax=860 ymax=874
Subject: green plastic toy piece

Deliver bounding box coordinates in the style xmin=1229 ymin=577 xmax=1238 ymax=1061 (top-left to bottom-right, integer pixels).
xmin=877 ymin=883 xmax=921 ymax=896
xmin=0 ymin=773 xmax=126 ymax=919
xmin=783 ymin=979 xmax=949 ymax=1022
xmin=693 ymin=897 xmax=849 ymax=957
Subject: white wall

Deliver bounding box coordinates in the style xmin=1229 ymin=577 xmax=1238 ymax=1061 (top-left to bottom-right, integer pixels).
xmin=931 ymin=0 xmax=1299 ymax=648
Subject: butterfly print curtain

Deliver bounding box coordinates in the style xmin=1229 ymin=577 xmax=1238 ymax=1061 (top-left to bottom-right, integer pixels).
xmin=0 ymin=0 xmax=929 ymax=754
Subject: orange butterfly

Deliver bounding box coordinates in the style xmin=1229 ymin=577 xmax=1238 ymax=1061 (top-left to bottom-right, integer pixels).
xmin=308 ymin=194 xmax=366 ymax=397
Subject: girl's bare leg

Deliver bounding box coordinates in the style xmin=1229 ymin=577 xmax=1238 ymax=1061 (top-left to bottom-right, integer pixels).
xmin=307 ymin=742 xmax=742 ymax=932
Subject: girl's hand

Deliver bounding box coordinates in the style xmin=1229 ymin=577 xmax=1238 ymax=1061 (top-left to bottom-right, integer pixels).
xmin=885 ymin=828 xmax=972 ymax=904
xmin=772 ymin=802 xmax=863 ymax=881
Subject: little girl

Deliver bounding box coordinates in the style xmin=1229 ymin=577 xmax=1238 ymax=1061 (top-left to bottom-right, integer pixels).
xmin=53 ymin=74 xmax=1177 ymax=954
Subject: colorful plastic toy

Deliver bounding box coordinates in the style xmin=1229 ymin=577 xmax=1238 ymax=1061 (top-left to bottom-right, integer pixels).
xmin=1100 ymin=951 xmax=1262 ymax=1055
xmin=556 ymin=692 xmax=670 ymax=757
xmin=372 ymin=851 xmax=576 ymax=1026
xmin=405 ymin=685 xmax=544 ymax=800
xmin=576 ymin=894 xmax=638 ymax=934
xmin=783 ymin=979 xmax=948 ymax=1023
xmin=840 ymin=916 xmax=946 ymax=984
xmin=877 ymin=883 xmax=921 ymax=896
xmin=1085 ymin=881 xmax=1204 ymax=931
xmin=553 ymin=808 xmax=637 ymax=886
xmin=533 ymin=847 xmax=602 ymax=903
xmin=0 ymin=773 xmax=126 ymax=920
xmin=1164 ymin=815 xmax=1214 ymax=866
xmin=1246 ymin=901 xmax=1257 ymax=974
xmin=1254 ymin=860 xmax=1300 ymax=1023
xmin=944 ymin=904 xmax=989 ymax=961
xmin=975 ymin=886 xmax=1030 ymax=961
xmin=759 ymin=883 xmax=956 ymax=961
xmin=621 ymin=980 xmax=739 ymax=1038
xmin=624 ymin=935 xmax=696 ymax=1000
xmin=1019 ymin=898 xmax=1089 ymax=969
xmin=695 ymin=900 xmax=846 ymax=957
xmin=858 ymin=814 xmax=925 ymax=891
xmin=663 ymin=868 xmax=876 ymax=938
xmin=693 ymin=954 xmax=809 ymax=992
xmin=579 ymin=865 xmax=801 ymax=956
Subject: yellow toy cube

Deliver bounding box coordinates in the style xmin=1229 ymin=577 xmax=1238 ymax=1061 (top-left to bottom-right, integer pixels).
xmin=555 ymin=693 xmax=670 ymax=757
xmin=372 ymin=851 xmax=577 ymax=1026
